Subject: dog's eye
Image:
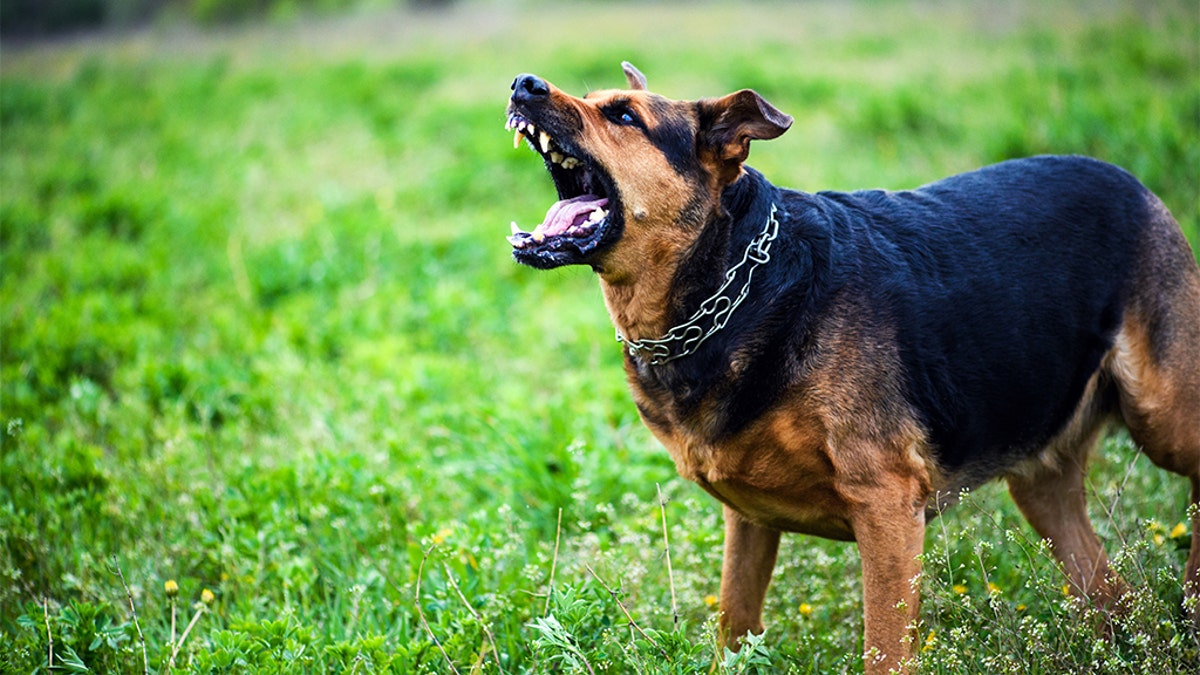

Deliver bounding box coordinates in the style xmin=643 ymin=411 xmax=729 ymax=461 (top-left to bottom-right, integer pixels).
xmin=604 ymin=105 xmax=641 ymax=127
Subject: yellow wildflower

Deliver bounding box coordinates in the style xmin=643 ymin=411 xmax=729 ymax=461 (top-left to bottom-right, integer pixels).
xmin=164 ymin=580 xmax=179 ymax=598
xmin=952 ymin=584 xmax=967 ymax=595
xmin=704 ymin=595 xmax=719 ymax=609
xmin=432 ymin=528 xmax=452 ymax=546
xmin=200 ymin=589 xmax=215 ymax=605
xmin=923 ymin=630 xmax=936 ymax=652
xmin=1062 ymin=584 xmax=1072 ymax=597
xmin=987 ymin=582 xmax=1001 ymax=595
xmin=1170 ymin=522 xmax=1188 ymax=539
xmin=799 ymin=603 xmax=813 ymax=617
xmin=1154 ymin=534 xmax=1165 ymax=545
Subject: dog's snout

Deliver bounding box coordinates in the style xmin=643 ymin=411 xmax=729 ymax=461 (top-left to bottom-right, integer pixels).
xmin=511 ymin=73 xmax=550 ymax=102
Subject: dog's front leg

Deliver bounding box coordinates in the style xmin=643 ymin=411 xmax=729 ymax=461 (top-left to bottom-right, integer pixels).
xmin=850 ymin=488 xmax=926 ymax=675
xmin=717 ymin=504 xmax=781 ymax=650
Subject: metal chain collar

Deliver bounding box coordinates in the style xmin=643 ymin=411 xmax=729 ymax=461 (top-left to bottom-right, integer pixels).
xmin=616 ymin=204 xmax=780 ymax=365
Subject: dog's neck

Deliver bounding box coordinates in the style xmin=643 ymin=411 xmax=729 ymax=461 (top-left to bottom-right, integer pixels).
xmin=597 ymin=240 xmax=691 ymax=347
xmin=598 ymin=170 xmax=776 ymax=354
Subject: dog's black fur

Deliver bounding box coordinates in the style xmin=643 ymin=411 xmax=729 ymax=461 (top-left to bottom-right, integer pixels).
xmin=660 ymin=156 xmax=1146 ymax=477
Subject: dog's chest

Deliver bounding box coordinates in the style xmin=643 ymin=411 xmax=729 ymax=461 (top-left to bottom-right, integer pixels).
xmin=633 ymin=383 xmax=857 ymax=539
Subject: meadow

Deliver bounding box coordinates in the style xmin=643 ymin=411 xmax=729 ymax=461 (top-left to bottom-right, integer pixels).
xmin=1 ymin=0 xmax=1198 ymax=672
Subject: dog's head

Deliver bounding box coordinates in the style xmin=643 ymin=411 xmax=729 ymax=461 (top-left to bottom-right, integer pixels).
xmin=505 ymin=62 xmax=792 ymax=278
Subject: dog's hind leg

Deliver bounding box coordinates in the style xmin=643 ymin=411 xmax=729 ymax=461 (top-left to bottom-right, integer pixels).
xmin=1109 ymin=197 xmax=1200 ymax=621
xmin=1114 ymin=319 xmax=1200 ymax=617
xmin=1108 ymin=207 xmax=1200 ymax=621
xmin=1006 ymin=396 xmax=1128 ymax=608
xmin=717 ymin=505 xmax=780 ymax=650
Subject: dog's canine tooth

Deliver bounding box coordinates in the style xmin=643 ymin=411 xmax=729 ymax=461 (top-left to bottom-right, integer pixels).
xmin=539 ymin=132 xmax=551 ymax=154
xmin=510 ymin=221 xmax=521 ymax=235
xmin=513 ymin=130 xmax=522 ymax=149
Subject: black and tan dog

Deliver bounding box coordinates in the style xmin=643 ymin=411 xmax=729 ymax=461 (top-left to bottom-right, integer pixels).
xmin=503 ymin=63 xmax=1200 ymax=673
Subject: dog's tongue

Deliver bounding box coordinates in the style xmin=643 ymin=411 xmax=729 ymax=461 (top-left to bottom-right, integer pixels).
xmin=532 ymin=194 xmax=608 ymax=239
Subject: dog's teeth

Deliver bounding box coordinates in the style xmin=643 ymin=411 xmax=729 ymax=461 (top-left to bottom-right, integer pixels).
xmin=527 ymin=122 xmax=535 ymax=134
xmin=510 ymin=221 xmax=522 ymax=235
xmin=550 ymin=151 xmax=563 ymax=164
xmin=539 ymin=132 xmax=551 ymax=154
xmin=561 ymin=157 xmax=579 ymax=169
xmin=532 ymin=231 xmax=545 ymax=243
xmin=513 ymin=130 xmax=523 ymax=149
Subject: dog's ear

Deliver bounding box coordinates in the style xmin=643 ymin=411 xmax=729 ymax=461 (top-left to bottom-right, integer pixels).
xmin=622 ymin=61 xmax=647 ymax=90
xmin=698 ymin=89 xmax=792 ymax=169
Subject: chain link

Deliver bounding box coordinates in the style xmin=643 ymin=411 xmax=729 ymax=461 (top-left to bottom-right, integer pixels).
xmin=616 ymin=204 xmax=780 ymax=365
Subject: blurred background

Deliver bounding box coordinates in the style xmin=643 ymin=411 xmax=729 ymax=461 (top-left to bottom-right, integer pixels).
xmin=2 ymin=1 xmax=1198 ymax=673
xmin=0 ymin=0 xmax=450 ymax=36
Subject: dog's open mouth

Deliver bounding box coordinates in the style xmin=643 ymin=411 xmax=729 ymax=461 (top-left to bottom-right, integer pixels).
xmin=505 ymin=112 xmax=621 ymax=269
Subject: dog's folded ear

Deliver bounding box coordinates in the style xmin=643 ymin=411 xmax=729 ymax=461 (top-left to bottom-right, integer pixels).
xmin=698 ymin=90 xmax=793 ymax=173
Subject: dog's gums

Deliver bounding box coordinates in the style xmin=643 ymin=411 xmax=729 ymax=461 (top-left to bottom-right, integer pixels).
xmin=503 ymin=111 xmax=619 ymax=266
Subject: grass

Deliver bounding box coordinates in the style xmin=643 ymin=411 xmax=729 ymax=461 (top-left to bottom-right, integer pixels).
xmin=2 ymin=0 xmax=1199 ymax=672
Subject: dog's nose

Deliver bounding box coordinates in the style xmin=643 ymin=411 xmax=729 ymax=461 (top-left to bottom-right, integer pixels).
xmin=511 ymin=73 xmax=550 ymax=102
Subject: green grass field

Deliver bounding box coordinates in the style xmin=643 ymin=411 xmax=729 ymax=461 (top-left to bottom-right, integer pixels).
xmin=2 ymin=1 xmax=1198 ymax=672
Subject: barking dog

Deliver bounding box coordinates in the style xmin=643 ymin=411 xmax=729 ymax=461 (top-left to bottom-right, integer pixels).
xmin=504 ymin=62 xmax=1200 ymax=673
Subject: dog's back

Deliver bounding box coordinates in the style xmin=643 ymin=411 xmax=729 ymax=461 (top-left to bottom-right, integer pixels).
xmin=801 ymin=155 xmax=1181 ymax=473
xmin=794 ymin=153 xmax=1200 ymax=613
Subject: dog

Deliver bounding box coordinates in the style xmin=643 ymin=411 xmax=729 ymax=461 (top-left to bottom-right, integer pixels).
xmin=503 ymin=62 xmax=1200 ymax=673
